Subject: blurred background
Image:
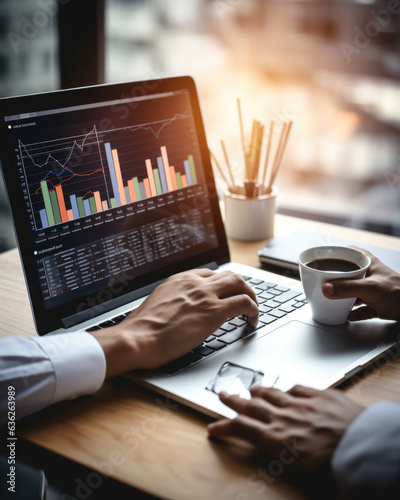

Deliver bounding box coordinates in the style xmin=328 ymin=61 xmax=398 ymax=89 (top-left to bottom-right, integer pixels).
xmin=1 ymin=0 xmax=399 ymax=253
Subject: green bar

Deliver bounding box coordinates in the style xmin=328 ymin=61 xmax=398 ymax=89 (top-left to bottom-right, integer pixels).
xmin=110 ymin=197 xmax=117 ymax=208
xmin=176 ymin=172 xmax=182 ymax=189
xmin=153 ymin=169 xmax=162 ymax=195
xmin=132 ymin=177 xmax=141 ymax=201
xmin=77 ymin=197 xmax=85 ymax=217
xmin=89 ymin=197 xmax=97 ymax=214
xmin=188 ymin=155 xmax=197 ymax=184
xmin=40 ymin=181 xmax=55 ymax=226
xmin=49 ymin=189 xmax=62 ymax=225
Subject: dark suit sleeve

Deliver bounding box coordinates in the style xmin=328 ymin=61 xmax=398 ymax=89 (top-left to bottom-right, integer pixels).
xmin=332 ymin=401 xmax=400 ymax=499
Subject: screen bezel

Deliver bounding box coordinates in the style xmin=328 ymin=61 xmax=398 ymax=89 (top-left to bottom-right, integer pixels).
xmin=0 ymin=76 xmax=230 ymax=335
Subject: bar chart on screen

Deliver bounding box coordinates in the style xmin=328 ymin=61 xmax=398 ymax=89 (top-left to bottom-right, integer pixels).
xmin=18 ymin=113 xmax=200 ymax=230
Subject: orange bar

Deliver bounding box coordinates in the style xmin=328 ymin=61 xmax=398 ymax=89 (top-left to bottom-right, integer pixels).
xmin=67 ymin=209 xmax=74 ymax=221
xmin=111 ymin=148 xmax=126 ymax=205
xmin=169 ymin=166 xmax=178 ymax=190
xmin=102 ymin=200 xmax=108 ymax=210
xmin=143 ymin=178 xmax=151 ymax=198
xmin=145 ymin=159 xmax=157 ymax=197
xmin=93 ymin=191 xmax=102 ymax=212
xmin=181 ymin=174 xmax=188 ymax=188
xmin=127 ymin=179 xmax=136 ymax=202
xmin=160 ymin=146 xmax=173 ymax=192
xmin=55 ymin=184 xmax=68 ymax=223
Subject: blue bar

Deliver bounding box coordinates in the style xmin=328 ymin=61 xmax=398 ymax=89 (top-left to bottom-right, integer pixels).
xmin=83 ymin=199 xmax=92 ymax=216
xmin=139 ymin=181 xmax=146 ymax=200
xmin=157 ymin=156 xmax=168 ymax=193
xmin=184 ymin=160 xmax=192 ymax=186
xmin=104 ymin=142 xmax=121 ymax=207
xmin=39 ymin=209 xmax=49 ymax=228
xmin=70 ymin=194 xmax=79 ymax=219
xmin=124 ymin=186 xmax=131 ymax=204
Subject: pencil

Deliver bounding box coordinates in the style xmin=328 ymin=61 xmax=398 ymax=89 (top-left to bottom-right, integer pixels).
xmin=237 ymin=98 xmax=247 ymax=173
xmin=209 ymin=148 xmax=231 ymax=188
xmin=268 ymin=121 xmax=287 ymax=191
xmin=248 ymin=120 xmax=258 ymax=180
xmin=254 ymin=122 xmax=264 ymax=181
xmin=269 ymin=120 xmax=292 ymax=190
xmin=260 ymin=119 xmax=275 ymax=194
xmin=220 ymin=139 xmax=235 ymax=187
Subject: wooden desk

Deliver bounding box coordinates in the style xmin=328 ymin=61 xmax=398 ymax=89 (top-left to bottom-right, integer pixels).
xmin=1 ymin=215 xmax=400 ymax=499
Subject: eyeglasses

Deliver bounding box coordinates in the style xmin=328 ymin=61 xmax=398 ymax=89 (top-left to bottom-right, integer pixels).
xmin=206 ymin=361 xmax=279 ymax=398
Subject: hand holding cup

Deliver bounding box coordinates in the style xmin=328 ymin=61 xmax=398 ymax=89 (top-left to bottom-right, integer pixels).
xmin=298 ymin=246 xmax=371 ymax=325
xmin=321 ymin=249 xmax=400 ymax=322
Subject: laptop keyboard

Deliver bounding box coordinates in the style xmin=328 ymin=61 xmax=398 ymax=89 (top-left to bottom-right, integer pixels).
xmin=159 ymin=275 xmax=306 ymax=375
xmin=85 ymin=275 xmax=307 ymax=375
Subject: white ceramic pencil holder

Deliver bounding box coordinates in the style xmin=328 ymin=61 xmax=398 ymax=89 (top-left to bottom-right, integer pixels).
xmin=224 ymin=186 xmax=278 ymax=241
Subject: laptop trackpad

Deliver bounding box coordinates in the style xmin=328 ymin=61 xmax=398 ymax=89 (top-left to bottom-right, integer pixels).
xmin=236 ymin=320 xmax=376 ymax=389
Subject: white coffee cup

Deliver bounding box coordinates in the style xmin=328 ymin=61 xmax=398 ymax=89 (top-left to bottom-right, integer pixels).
xmin=297 ymin=246 xmax=371 ymax=325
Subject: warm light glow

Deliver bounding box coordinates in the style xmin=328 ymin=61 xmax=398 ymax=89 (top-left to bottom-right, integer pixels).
xmin=328 ymin=110 xmax=360 ymax=139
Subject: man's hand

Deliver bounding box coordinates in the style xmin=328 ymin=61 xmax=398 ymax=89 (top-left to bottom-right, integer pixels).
xmin=322 ymin=250 xmax=400 ymax=322
xmin=91 ymin=269 xmax=259 ymax=378
xmin=208 ymin=385 xmax=364 ymax=469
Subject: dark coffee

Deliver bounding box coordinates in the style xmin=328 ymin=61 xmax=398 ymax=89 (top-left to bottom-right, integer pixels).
xmin=305 ymin=258 xmax=361 ymax=272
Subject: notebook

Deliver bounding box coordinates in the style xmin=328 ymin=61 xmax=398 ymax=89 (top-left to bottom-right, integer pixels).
xmin=259 ymin=231 xmax=400 ymax=277
xmin=1 ymin=76 xmax=398 ymax=419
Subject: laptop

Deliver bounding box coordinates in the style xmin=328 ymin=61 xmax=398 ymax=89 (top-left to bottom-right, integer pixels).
xmin=1 ymin=76 xmax=398 ymax=419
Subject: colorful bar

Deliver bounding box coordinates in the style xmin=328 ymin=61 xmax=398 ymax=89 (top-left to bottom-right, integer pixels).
xmin=188 ymin=155 xmax=198 ymax=184
xmin=83 ymin=199 xmax=92 ymax=216
xmin=39 ymin=209 xmax=49 ymax=229
xmin=169 ymin=166 xmax=178 ymax=190
xmin=49 ymin=189 xmax=62 ymax=225
xmin=133 ymin=177 xmax=141 ymax=201
xmin=176 ymin=172 xmax=182 ymax=189
xmin=145 ymin=159 xmax=157 ymax=197
xmin=94 ymin=191 xmax=102 ymax=212
xmin=70 ymin=194 xmax=80 ymax=219
xmin=161 ymin=146 xmax=173 ymax=191
xmin=102 ymin=200 xmax=109 ymax=211
xmin=124 ymin=186 xmax=131 ymax=204
xmin=55 ymin=184 xmax=68 ymax=223
xmin=153 ymin=169 xmax=162 ymax=195
xmin=111 ymin=148 xmax=126 ymax=206
xmin=104 ymin=142 xmax=121 ymax=207
xmin=143 ymin=178 xmax=151 ymax=198
xmin=184 ymin=160 xmax=193 ymax=186
xmin=181 ymin=174 xmax=188 ymax=187
xmin=110 ymin=198 xmax=117 ymax=208
xmin=139 ymin=181 xmax=146 ymax=200
xmin=40 ymin=181 xmax=55 ymax=226
xmin=127 ymin=179 xmax=136 ymax=202
xmin=157 ymin=156 xmax=168 ymax=193
xmin=77 ymin=196 xmax=85 ymax=217
xmin=89 ymin=197 xmax=97 ymax=214
xmin=67 ymin=209 xmax=74 ymax=221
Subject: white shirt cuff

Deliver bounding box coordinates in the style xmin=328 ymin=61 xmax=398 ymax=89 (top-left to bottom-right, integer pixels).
xmin=33 ymin=330 xmax=106 ymax=405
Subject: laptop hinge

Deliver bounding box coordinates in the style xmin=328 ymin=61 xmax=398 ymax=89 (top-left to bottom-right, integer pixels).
xmin=61 ymin=261 xmax=220 ymax=329
xmin=62 ymin=280 xmax=164 ymax=329
xmin=202 ymin=261 xmax=219 ymax=270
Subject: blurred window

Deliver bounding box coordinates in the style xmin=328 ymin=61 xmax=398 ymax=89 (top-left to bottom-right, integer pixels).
xmin=1 ymin=0 xmax=399 ymax=254
xmin=105 ymin=0 xmax=400 ymax=236
xmin=0 ymin=0 xmax=58 ymax=251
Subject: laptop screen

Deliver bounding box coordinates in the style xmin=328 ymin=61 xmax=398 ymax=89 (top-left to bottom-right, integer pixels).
xmin=1 ymin=77 xmax=229 ymax=333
